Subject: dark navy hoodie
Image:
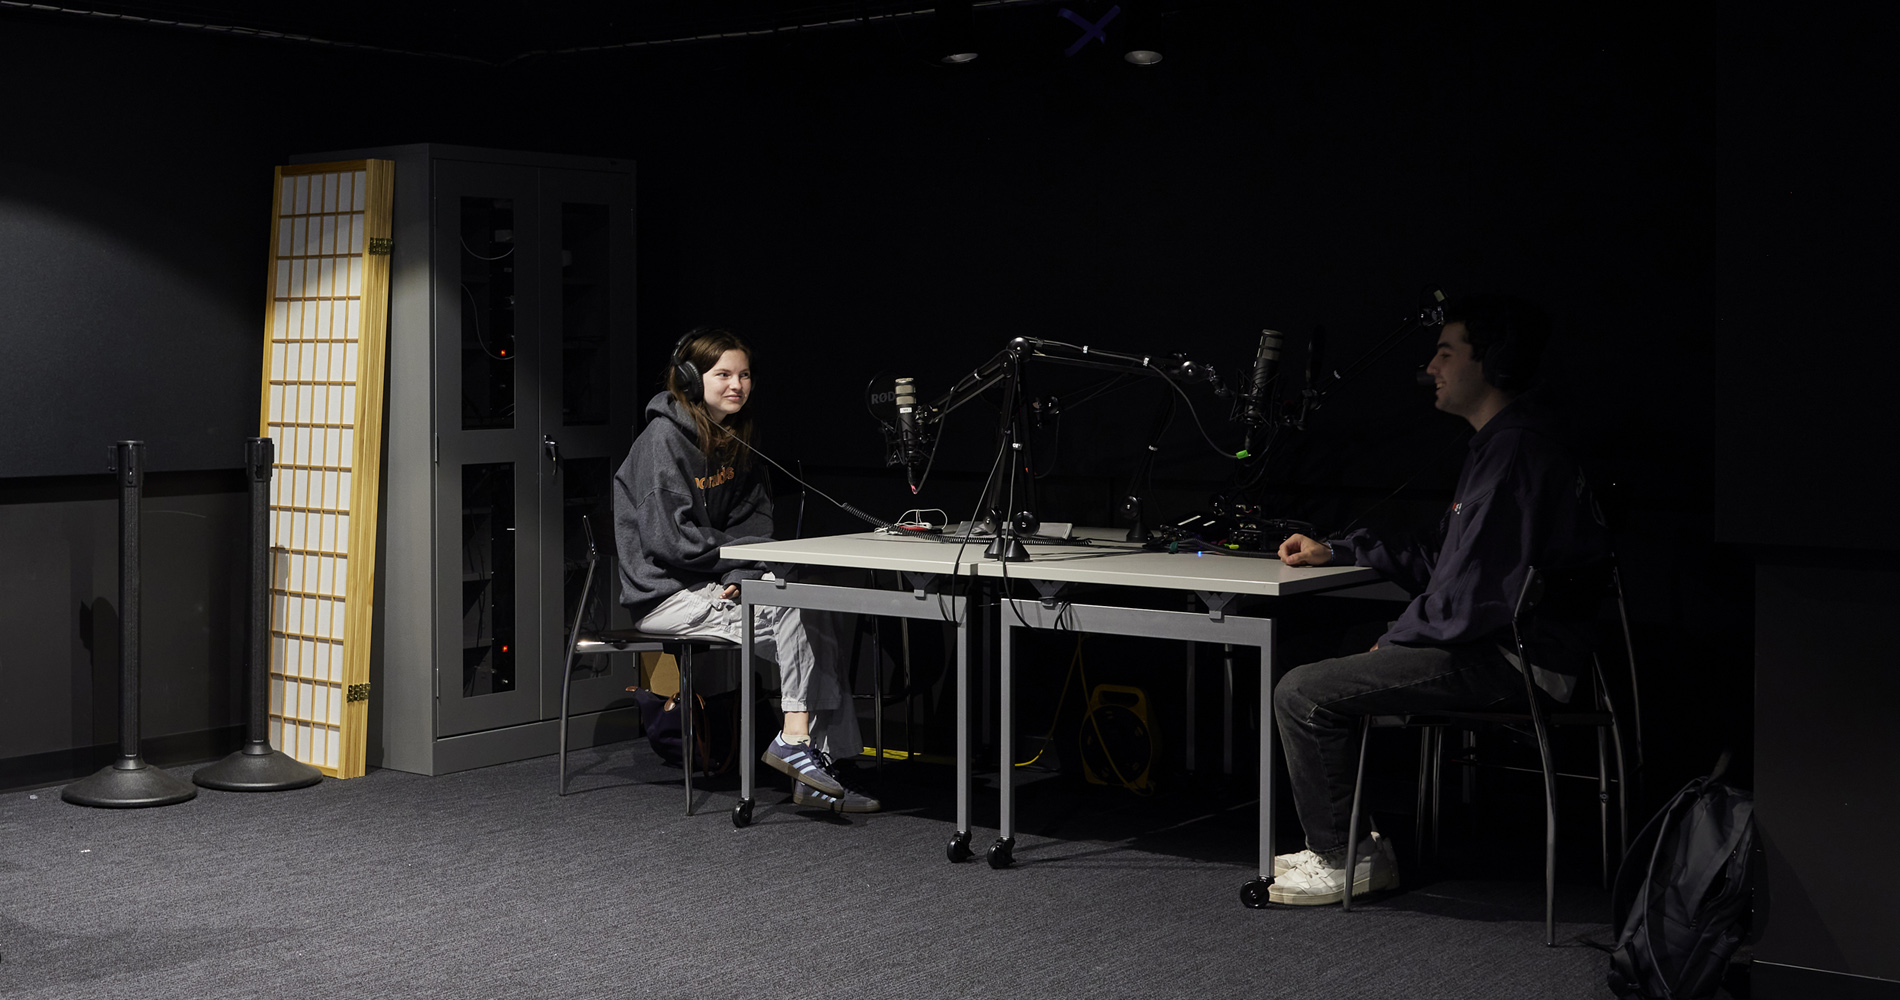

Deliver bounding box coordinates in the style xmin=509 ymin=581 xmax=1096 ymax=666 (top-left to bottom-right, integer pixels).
xmin=1329 ymin=399 xmax=1610 ymax=701
xmin=613 ymin=392 xmax=773 ymax=622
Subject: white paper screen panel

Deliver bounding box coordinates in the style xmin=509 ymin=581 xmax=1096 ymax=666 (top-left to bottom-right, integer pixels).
xmin=258 ymin=161 xmax=393 ymax=778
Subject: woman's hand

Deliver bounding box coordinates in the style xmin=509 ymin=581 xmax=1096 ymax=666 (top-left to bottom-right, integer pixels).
xmin=720 ymin=584 xmax=740 ymax=601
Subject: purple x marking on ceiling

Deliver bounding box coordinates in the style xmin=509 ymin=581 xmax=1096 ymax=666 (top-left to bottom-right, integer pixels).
xmin=1058 ymin=5 xmax=1121 ymax=57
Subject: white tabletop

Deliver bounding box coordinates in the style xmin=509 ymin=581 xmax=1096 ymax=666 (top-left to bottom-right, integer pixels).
xmin=722 ymin=529 xmax=1380 ymax=598
xmin=719 ymin=531 xmax=976 ymax=575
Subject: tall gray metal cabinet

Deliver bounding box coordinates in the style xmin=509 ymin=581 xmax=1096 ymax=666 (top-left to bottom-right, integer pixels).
xmin=291 ymin=144 xmax=639 ymax=774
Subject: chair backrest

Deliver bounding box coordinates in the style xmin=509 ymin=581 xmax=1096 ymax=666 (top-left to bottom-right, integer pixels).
xmin=1514 ymin=557 xmax=1644 ymax=769
xmin=580 ymin=515 xmax=602 ymax=565
xmin=1513 ymin=559 xmax=1616 ymax=627
xmin=566 ymin=517 xmax=605 ymax=655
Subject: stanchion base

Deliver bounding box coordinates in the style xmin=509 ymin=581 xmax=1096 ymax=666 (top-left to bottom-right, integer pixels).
xmin=61 ymin=758 xmax=197 ymax=808
xmin=192 ymin=745 xmax=323 ymax=792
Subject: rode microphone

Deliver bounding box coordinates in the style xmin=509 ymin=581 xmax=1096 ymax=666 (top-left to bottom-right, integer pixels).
xmin=894 ymin=377 xmax=923 ymax=494
xmin=1240 ymin=328 xmax=1285 ymax=456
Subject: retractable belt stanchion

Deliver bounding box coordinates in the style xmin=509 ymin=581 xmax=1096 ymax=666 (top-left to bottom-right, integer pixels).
xmin=195 ymin=438 xmax=323 ymax=792
xmin=62 ymin=441 xmax=198 ymax=808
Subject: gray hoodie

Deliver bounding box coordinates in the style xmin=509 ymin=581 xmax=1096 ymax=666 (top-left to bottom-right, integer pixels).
xmin=613 ymin=392 xmax=773 ymax=622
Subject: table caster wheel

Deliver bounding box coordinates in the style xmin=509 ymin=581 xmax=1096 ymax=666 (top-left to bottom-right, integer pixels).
xmin=987 ymin=837 xmax=1015 ymax=869
xmin=731 ymin=798 xmax=754 ymax=828
xmin=1240 ymin=877 xmax=1273 ymax=908
xmin=946 ymin=831 xmax=973 ymax=863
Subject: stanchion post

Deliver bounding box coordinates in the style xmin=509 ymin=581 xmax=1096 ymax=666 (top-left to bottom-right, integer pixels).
xmin=62 ymin=441 xmax=198 ymax=808
xmin=194 ymin=437 xmax=322 ymax=791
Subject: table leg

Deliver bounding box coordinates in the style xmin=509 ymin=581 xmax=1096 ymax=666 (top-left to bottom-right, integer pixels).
xmin=1185 ymin=602 xmax=1197 ymax=773
xmin=873 ymin=617 xmax=885 ymax=771
xmin=1263 ymin=622 xmax=1276 ymax=870
xmin=733 ymin=599 xmax=756 ymax=828
xmin=1223 ymin=643 xmax=1236 ymax=776
xmin=1242 ymin=621 xmax=1277 ymax=907
xmin=947 ymin=612 xmax=974 ymax=863
xmin=990 ymin=617 xmax=1016 ymax=869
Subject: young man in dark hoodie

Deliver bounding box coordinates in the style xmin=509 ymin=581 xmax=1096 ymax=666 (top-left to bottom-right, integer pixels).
xmin=613 ymin=327 xmax=877 ymax=814
xmin=1267 ymin=294 xmax=1610 ymax=904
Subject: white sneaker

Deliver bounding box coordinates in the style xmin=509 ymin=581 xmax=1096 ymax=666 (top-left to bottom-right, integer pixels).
xmin=1273 ymin=830 xmax=1389 ymax=876
xmin=1267 ymin=837 xmax=1400 ymax=905
xmin=1272 ymin=848 xmax=1320 ymax=877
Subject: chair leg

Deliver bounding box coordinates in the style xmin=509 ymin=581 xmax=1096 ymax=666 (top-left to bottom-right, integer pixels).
xmin=681 ymin=644 xmax=695 ymax=816
xmin=559 ymin=644 xmax=576 ymax=797
xmin=1597 ymin=726 xmax=1611 ymax=889
xmin=1607 ymin=699 xmax=1631 ymax=865
xmin=1460 ymin=729 xmax=1477 ymax=805
xmin=1529 ymin=711 xmax=1560 ymax=947
xmin=1342 ymin=717 xmax=1372 ymax=912
xmin=558 ymin=553 xmax=596 ymax=798
xmin=1432 ymin=728 xmax=1446 ymax=857
xmin=1414 ymin=727 xmax=1433 ymax=867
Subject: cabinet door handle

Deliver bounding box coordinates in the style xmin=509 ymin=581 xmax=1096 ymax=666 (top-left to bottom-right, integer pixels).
xmin=542 ymin=435 xmax=563 ymax=479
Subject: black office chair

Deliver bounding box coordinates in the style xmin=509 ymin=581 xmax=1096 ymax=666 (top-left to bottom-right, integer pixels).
xmin=1340 ymin=559 xmax=1639 ymax=947
xmin=557 ymin=519 xmax=737 ymax=815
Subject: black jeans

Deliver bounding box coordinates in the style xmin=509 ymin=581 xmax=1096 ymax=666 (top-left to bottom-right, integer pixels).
xmin=1272 ymin=640 xmax=1531 ymax=854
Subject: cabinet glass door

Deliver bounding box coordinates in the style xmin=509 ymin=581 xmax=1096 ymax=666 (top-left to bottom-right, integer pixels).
xmin=538 ymin=169 xmax=637 ymax=719
xmin=435 ymin=160 xmax=546 ymax=737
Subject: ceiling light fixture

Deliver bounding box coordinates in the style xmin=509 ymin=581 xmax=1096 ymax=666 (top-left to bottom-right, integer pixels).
xmin=936 ymin=1 xmax=978 ymax=64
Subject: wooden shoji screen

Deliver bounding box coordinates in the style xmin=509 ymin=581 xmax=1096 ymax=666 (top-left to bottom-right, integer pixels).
xmin=257 ymin=160 xmax=393 ymax=778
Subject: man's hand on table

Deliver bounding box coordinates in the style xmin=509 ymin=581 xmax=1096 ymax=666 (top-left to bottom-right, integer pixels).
xmin=1277 ymin=533 xmax=1335 ymax=567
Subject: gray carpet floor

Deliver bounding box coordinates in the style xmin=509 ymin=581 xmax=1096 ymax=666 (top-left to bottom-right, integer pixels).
xmin=1 ymin=742 xmax=1625 ymax=999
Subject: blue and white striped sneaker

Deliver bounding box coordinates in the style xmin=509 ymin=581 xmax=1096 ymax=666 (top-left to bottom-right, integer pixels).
xmin=792 ymin=782 xmax=882 ymax=814
xmin=762 ymin=735 xmax=846 ymax=796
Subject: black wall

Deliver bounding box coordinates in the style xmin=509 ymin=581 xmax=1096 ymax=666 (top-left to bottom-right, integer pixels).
xmin=1 ymin=2 xmax=1890 ymax=985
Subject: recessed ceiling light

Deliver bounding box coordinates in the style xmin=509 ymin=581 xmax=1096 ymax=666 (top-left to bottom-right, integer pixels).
xmin=1124 ymin=50 xmax=1162 ymax=66
xmin=942 ymin=52 xmax=979 ymax=64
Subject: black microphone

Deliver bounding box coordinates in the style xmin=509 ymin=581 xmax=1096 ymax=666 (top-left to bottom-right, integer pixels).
xmin=894 ymin=377 xmax=923 ymax=494
xmin=1240 ymin=328 xmax=1285 ymax=456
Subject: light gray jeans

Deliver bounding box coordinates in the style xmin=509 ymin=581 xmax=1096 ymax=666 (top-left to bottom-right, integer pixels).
xmin=635 ymin=578 xmax=862 ymax=760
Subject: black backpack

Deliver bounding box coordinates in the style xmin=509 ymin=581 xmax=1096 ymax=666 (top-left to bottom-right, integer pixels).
xmin=629 ymin=686 xmax=741 ymax=774
xmin=1607 ymin=754 xmax=1760 ymax=999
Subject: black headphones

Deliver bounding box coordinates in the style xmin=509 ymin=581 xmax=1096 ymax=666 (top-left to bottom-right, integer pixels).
xmin=1444 ymin=294 xmax=1539 ymax=394
xmin=1478 ymin=328 xmax=1522 ymax=391
xmin=672 ymin=326 xmax=711 ymax=400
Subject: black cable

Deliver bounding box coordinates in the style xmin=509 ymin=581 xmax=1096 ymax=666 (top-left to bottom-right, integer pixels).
xmin=459 ymin=284 xmax=511 ymax=363
xmin=1327 ymin=426 xmax=1471 ymax=539
xmin=711 ymin=423 xmax=891 ymax=532
xmin=940 ymin=424 xmax=1016 ymax=627
xmin=1147 ymin=357 xmax=1238 ymax=459
xmin=910 ymin=423 xmax=945 ymax=495
xmin=458 ymin=236 xmax=516 ymax=262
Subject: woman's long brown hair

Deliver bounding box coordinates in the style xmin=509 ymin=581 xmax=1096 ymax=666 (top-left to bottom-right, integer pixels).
xmin=665 ymin=327 xmax=755 ymax=470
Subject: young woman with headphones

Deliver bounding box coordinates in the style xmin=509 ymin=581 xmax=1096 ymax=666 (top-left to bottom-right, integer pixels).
xmin=611 ymin=326 xmax=877 ymax=813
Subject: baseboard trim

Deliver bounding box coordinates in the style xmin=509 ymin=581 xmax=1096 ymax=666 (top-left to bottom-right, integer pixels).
xmin=1753 ymin=962 xmax=1900 ymax=999
xmin=1 ymin=725 xmax=246 ymax=792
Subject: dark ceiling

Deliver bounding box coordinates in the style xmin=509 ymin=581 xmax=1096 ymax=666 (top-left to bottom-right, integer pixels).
xmin=1 ymin=0 xmax=1081 ymax=63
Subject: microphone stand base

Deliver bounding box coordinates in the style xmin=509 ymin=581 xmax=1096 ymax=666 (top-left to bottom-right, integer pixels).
xmin=984 ymin=535 xmax=1031 ymax=562
xmin=61 ymin=756 xmax=198 ymax=808
xmin=192 ymin=742 xmax=324 ymax=792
